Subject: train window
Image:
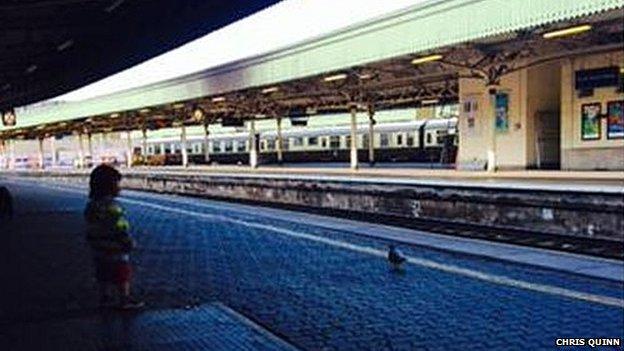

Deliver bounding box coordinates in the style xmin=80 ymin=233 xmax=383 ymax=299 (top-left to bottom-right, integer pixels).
xmin=426 ymin=133 xmax=433 ymax=144
xmin=407 ymin=134 xmax=415 ymax=147
xmin=345 ymin=135 xmax=351 ymax=149
xmin=362 ymin=134 xmax=369 ymax=148
xmin=329 ymin=136 xmax=340 ymax=149
xmin=308 ymin=137 xmax=318 ymax=146
xmin=234 ymin=140 xmax=244 ymax=152
xmin=267 ymin=139 xmax=275 ymax=150
xmin=321 ymin=137 xmax=328 ymax=148
xmin=380 ymin=133 xmax=389 ymax=148
xmin=396 ymin=134 xmax=403 ymax=146
xmin=293 ymin=137 xmax=304 ymax=147
xmin=213 ymin=142 xmax=222 ymax=153
xmin=224 ymin=141 xmax=233 ymax=152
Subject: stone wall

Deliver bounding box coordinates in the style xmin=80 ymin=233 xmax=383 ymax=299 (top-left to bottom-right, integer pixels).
xmin=8 ymin=170 xmax=623 ymax=243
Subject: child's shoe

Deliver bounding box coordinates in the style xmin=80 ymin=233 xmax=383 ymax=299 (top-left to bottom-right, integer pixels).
xmin=118 ymin=296 xmax=145 ymax=310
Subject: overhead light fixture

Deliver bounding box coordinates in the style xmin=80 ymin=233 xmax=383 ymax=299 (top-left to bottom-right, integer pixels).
xmin=543 ymin=24 xmax=592 ymax=39
xmin=323 ymin=73 xmax=348 ymax=82
xmin=620 ymin=67 xmax=624 ymax=74
xmin=212 ymin=96 xmax=226 ymax=103
xmin=358 ymin=74 xmax=373 ymax=80
xmin=139 ymin=108 xmax=150 ymax=114
xmin=172 ymin=103 xmax=186 ymax=109
xmin=421 ymin=99 xmax=440 ymax=105
xmin=110 ymin=113 xmax=120 ymax=118
xmin=411 ymin=54 xmax=443 ymax=65
xmin=261 ymin=86 xmax=279 ymax=94
xmin=57 ymin=39 xmax=74 ymax=52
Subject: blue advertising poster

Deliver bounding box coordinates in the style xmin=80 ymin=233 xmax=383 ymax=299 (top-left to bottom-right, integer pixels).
xmin=607 ymin=100 xmax=624 ymax=139
xmin=495 ymin=93 xmax=509 ymax=133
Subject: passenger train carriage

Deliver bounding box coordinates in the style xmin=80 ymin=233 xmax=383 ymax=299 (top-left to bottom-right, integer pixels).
xmin=141 ymin=117 xmax=458 ymax=166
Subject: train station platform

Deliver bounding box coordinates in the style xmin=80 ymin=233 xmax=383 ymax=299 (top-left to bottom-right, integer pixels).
xmin=127 ymin=165 xmax=624 ymax=194
xmin=3 ymin=166 xmax=623 ymax=259
xmin=0 ymin=178 xmax=622 ymax=350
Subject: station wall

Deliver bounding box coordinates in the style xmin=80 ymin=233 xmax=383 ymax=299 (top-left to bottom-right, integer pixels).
xmin=560 ymin=51 xmax=624 ymax=170
xmin=457 ymin=71 xmax=529 ymax=170
xmin=458 ymin=50 xmax=624 ymax=171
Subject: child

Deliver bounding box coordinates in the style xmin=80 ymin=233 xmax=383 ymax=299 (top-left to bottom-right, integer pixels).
xmin=84 ymin=164 xmax=144 ymax=309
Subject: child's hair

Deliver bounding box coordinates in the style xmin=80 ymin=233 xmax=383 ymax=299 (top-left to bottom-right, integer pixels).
xmin=89 ymin=164 xmax=122 ymax=199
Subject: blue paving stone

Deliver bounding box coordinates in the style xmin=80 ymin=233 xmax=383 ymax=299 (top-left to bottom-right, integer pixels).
xmin=1 ymin=179 xmax=623 ymax=351
xmin=2 ymin=303 xmax=295 ymax=351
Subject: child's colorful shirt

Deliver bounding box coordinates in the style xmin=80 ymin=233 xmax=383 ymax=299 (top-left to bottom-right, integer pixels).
xmin=84 ymin=196 xmax=134 ymax=262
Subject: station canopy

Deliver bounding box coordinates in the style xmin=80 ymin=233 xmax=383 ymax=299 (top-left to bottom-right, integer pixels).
xmin=2 ymin=0 xmax=623 ymax=140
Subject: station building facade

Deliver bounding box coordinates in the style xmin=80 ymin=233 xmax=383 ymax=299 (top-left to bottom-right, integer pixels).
xmin=458 ymin=50 xmax=623 ymax=171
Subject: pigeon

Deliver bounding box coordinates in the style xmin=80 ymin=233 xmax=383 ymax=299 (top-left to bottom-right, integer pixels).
xmin=387 ymin=244 xmax=407 ymax=269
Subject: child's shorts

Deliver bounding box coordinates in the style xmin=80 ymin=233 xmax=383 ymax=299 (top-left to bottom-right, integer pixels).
xmin=95 ymin=259 xmax=132 ymax=285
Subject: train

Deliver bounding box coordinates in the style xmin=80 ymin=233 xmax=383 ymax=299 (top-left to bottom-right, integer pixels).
xmin=140 ymin=117 xmax=459 ymax=166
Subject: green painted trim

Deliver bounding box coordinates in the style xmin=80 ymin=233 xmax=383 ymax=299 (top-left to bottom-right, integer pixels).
xmin=4 ymin=0 xmax=623 ymax=132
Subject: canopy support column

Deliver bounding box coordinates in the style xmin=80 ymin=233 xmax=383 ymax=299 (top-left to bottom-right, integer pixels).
xmin=141 ymin=129 xmax=148 ymax=157
xmin=180 ymin=124 xmax=188 ymax=168
xmin=203 ymin=122 xmax=210 ymax=164
xmin=77 ymin=133 xmax=85 ymax=169
xmin=50 ymin=136 xmax=57 ymax=168
xmin=87 ymin=133 xmax=93 ymax=167
xmin=276 ymin=117 xmax=283 ymax=164
xmin=8 ymin=140 xmax=15 ymax=170
xmin=487 ymin=93 xmax=497 ymax=172
xmin=38 ymin=137 xmax=45 ymax=169
xmin=0 ymin=139 xmax=6 ymax=169
xmin=100 ymin=132 xmax=107 ymax=154
xmin=349 ymin=105 xmax=359 ymax=170
xmin=367 ymin=104 xmax=375 ymax=166
xmin=249 ymin=119 xmax=258 ymax=169
xmin=125 ymin=131 xmax=133 ymax=168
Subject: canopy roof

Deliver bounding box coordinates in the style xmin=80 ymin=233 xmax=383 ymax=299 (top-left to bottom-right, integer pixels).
xmin=3 ymin=0 xmax=623 ymax=139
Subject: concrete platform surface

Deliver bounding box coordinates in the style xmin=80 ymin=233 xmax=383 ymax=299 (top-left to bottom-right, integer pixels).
xmin=11 ymin=166 xmax=624 ymax=193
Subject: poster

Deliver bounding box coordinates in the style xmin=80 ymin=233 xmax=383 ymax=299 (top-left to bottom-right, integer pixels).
xmin=494 ymin=93 xmax=509 ymax=133
xmin=462 ymin=97 xmax=478 ymax=136
xmin=581 ymin=103 xmax=601 ymax=140
xmin=607 ymin=100 xmax=624 ymax=139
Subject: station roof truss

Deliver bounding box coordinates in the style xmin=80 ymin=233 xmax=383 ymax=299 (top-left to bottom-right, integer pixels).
xmin=2 ymin=1 xmax=623 ymax=141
